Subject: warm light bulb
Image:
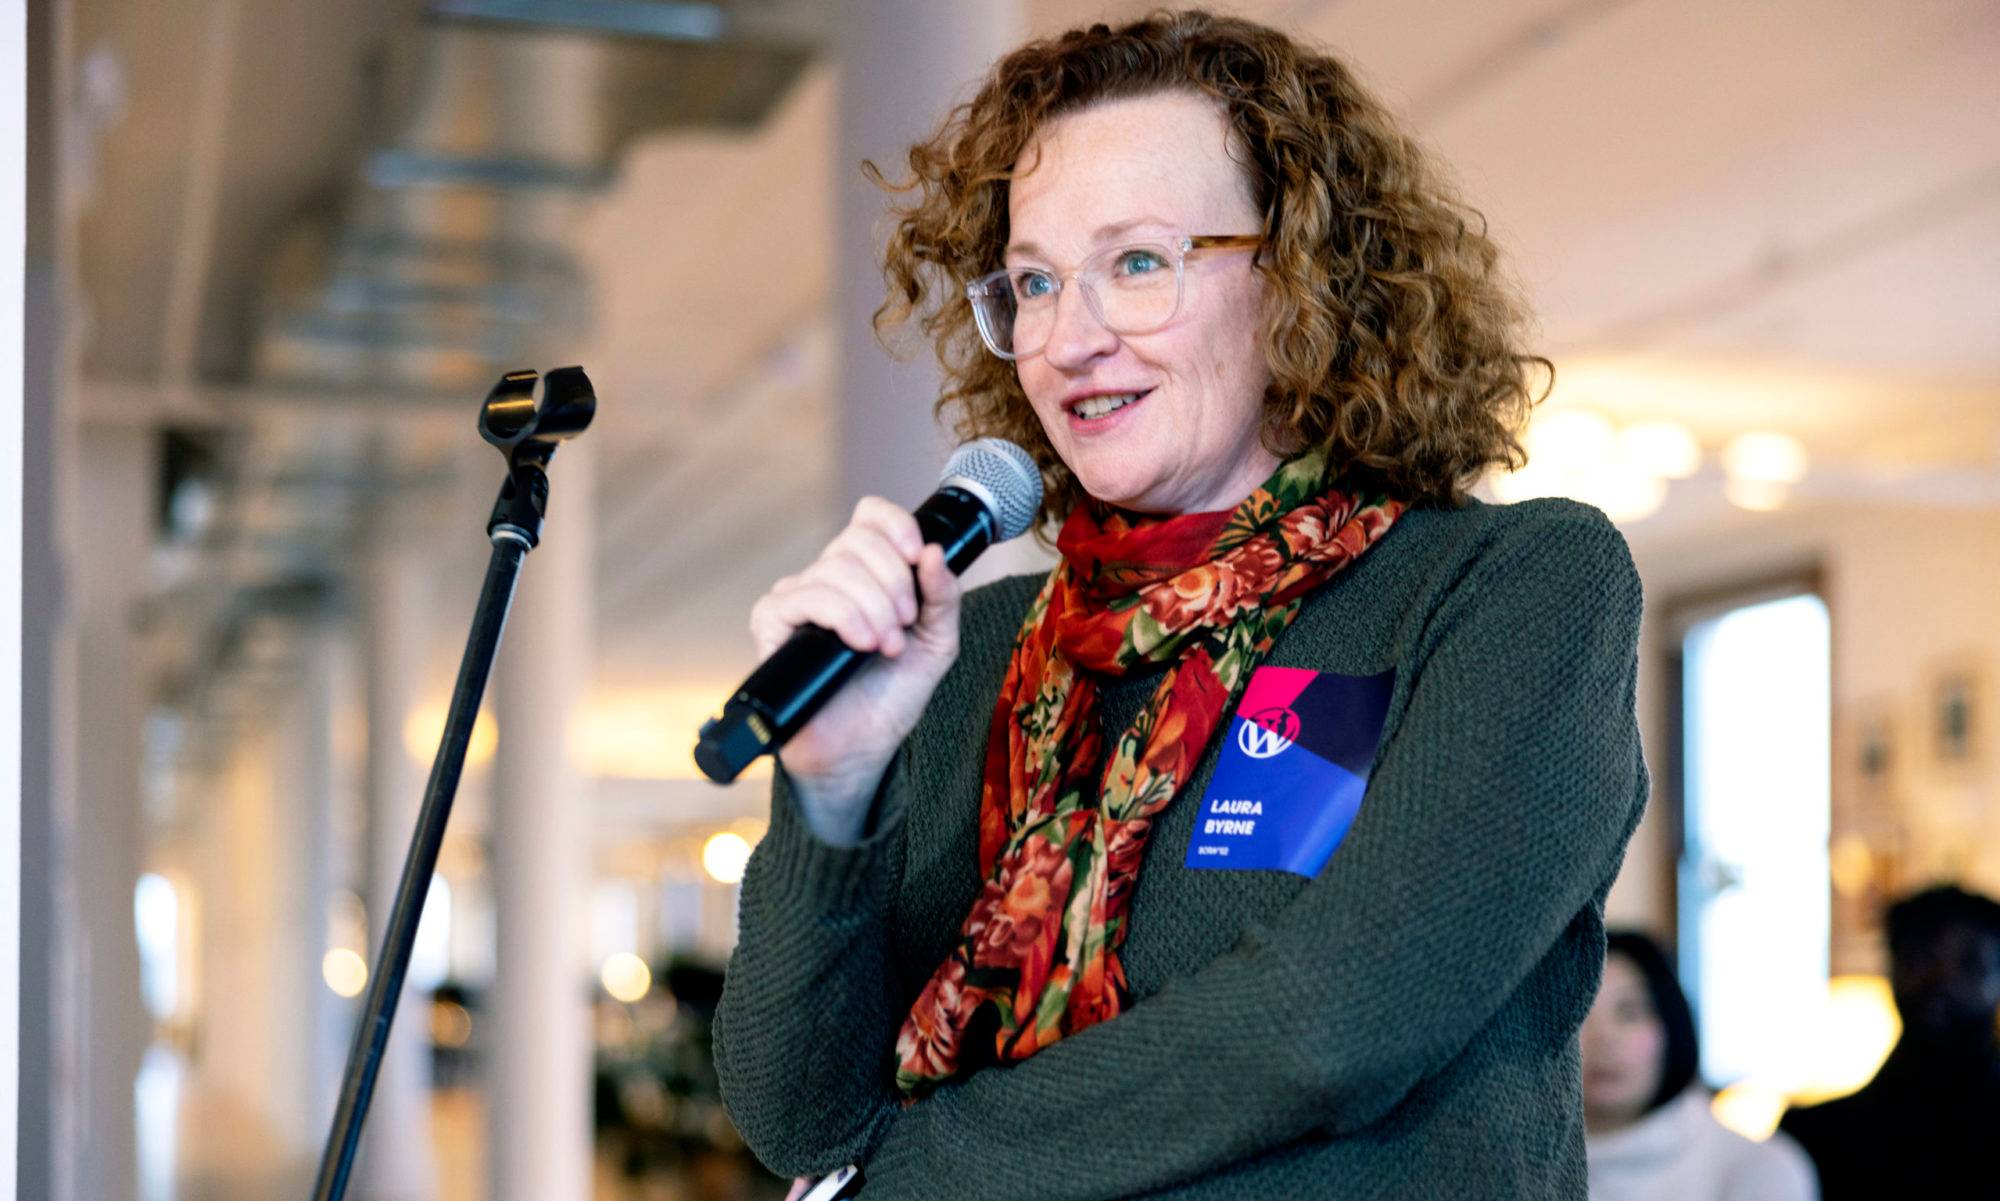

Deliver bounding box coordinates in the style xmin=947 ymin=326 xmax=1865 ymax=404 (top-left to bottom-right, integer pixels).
xmin=323 ymin=948 xmax=369 ymax=998
xmin=1489 ymin=460 xmax=1665 ymax=523
xmin=1488 ymin=462 xmax=1557 ymax=504
xmin=1494 ymin=410 xmax=1668 ymax=524
xmin=1581 ymin=471 xmax=1668 ymax=524
xmin=1723 ymin=432 xmax=1808 ymax=484
xmin=702 ymin=831 xmax=753 ymax=885
xmin=1618 ymin=421 xmax=1701 ymax=479
xmin=600 ymin=952 xmax=652 ymax=1004
xmin=1525 ymin=408 xmax=1617 ymax=469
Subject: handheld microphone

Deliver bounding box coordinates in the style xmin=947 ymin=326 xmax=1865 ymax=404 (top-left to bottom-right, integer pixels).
xmin=694 ymin=438 xmax=1044 ymax=784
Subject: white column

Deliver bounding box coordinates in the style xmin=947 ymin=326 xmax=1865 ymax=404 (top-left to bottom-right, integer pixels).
xmin=278 ymin=622 xmax=341 ymax=1145
xmin=358 ymin=540 xmax=439 ymax=1201
xmin=196 ymin=726 xmax=280 ymax=1127
xmin=197 ymin=621 xmax=342 ymax=1155
xmin=197 ymin=619 xmax=340 ymax=1152
xmin=70 ymin=425 xmax=154 ymax=1201
xmin=488 ymin=441 xmax=595 ymax=1201
xmin=834 ymin=1 xmax=1050 ymax=585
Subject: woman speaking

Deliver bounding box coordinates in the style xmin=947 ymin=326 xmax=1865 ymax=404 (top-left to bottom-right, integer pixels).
xmin=712 ymin=11 xmax=1647 ymax=1199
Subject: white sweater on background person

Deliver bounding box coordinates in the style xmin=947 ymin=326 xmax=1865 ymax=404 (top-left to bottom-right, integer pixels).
xmin=1588 ymin=1089 xmax=1819 ymax=1201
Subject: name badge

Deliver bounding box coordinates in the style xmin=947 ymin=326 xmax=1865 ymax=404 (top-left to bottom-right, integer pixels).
xmin=1184 ymin=665 xmax=1396 ymax=878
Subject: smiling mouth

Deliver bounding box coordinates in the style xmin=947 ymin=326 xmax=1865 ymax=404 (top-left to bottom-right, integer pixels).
xmin=1071 ymin=390 xmax=1150 ymax=420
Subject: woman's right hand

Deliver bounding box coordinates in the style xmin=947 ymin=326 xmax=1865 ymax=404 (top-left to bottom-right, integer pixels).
xmin=748 ymin=497 xmax=963 ymax=845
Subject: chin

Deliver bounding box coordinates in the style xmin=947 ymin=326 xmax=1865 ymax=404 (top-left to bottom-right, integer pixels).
xmin=1071 ymin=470 xmax=1158 ymax=513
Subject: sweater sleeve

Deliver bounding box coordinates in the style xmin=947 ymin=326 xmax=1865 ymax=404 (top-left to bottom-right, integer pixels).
xmin=855 ymin=506 xmax=1649 ymax=1200
xmin=710 ymin=756 xmax=914 ymax=1177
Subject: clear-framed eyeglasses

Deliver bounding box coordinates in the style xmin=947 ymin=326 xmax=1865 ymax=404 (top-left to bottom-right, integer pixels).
xmin=964 ymin=233 xmax=1263 ymax=360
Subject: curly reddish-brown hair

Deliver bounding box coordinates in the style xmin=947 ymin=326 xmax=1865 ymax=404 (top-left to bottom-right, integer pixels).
xmin=870 ymin=9 xmax=1548 ymax=529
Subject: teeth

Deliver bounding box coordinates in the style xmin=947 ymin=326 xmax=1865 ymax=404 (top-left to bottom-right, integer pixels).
xmin=1074 ymin=392 xmax=1142 ymax=419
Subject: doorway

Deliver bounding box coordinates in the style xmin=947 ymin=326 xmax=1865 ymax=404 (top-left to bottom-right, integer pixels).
xmin=1675 ymin=585 xmax=1832 ymax=1086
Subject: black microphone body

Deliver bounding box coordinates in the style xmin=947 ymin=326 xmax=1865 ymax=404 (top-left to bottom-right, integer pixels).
xmin=694 ymin=486 xmax=1001 ymax=783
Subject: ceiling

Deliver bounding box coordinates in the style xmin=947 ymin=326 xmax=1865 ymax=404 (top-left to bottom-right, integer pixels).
xmin=66 ymin=0 xmax=2000 ymax=809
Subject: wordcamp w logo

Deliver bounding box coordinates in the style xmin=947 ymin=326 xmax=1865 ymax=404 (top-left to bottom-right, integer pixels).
xmin=1236 ymin=705 xmax=1301 ymax=760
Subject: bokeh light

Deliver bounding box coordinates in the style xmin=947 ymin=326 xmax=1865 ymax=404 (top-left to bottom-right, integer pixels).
xmin=322 ymin=948 xmax=369 ymax=998
xmin=1723 ymin=431 xmax=1809 ymax=484
xmin=1618 ymin=420 xmax=1702 ymax=479
xmin=431 ymin=999 xmax=474 ymax=1048
xmin=1711 ymin=1080 xmax=1788 ymax=1141
xmin=702 ymin=831 xmax=753 ymax=885
xmin=600 ymin=951 xmax=653 ymax=1004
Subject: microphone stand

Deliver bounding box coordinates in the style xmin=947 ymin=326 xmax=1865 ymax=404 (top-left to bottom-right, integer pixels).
xmin=309 ymin=366 xmax=596 ymax=1201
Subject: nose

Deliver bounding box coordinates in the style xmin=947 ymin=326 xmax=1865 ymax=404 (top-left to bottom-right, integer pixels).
xmin=1039 ymin=279 xmax=1119 ymax=370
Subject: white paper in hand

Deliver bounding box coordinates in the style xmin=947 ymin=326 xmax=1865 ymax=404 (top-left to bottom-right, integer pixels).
xmin=797 ymin=1165 xmax=862 ymax=1200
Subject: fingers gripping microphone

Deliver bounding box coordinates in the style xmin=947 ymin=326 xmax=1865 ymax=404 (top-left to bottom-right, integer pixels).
xmin=694 ymin=439 xmax=1043 ymax=784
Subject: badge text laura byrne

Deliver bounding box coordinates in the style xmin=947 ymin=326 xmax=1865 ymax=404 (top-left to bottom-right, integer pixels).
xmin=1199 ymin=798 xmax=1264 ymax=847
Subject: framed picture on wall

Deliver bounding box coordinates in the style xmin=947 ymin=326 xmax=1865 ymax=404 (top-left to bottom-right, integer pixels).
xmin=1929 ymin=658 xmax=1986 ymax=771
xmin=1855 ymin=703 xmax=1895 ymax=783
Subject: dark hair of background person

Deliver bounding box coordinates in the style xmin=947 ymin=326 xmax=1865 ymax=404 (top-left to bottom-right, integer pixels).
xmin=866 ymin=8 xmax=1551 ymax=534
xmin=1606 ymin=930 xmax=1703 ymax=1114
xmin=1885 ymin=884 xmax=2000 ymax=966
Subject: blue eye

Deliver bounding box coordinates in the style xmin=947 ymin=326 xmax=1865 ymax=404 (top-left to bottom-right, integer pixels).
xmin=1013 ymin=271 xmax=1055 ymax=301
xmin=1115 ymin=249 xmax=1167 ymax=276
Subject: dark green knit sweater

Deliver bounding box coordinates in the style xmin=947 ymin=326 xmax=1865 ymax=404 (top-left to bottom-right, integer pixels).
xmin=714 ymin=497 xmax=1647 ymax=1200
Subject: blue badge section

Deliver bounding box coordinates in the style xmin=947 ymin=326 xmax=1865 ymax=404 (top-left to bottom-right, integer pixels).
xmin=1184 ymin=666 xmax=1396 ymax=878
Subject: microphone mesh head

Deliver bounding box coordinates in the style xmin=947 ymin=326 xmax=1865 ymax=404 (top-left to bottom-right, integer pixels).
xmin=939 ymin=438 xmax=1044 ymax=542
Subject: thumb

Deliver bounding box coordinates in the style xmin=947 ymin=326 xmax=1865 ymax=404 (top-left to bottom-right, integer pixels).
xmin=912 ymin=543 xmax=961 ymax=633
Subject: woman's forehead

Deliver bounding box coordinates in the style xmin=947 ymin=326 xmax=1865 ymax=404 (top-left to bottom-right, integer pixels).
xmin=1006 ymin=92 xmax=1256 ymax=256
xmin=1601 ymin=954 xmax=1652 ymax=1002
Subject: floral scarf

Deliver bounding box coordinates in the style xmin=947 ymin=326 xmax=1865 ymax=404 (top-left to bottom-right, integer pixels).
xmin=892 ymin=451 xmax=1404 ymax=1097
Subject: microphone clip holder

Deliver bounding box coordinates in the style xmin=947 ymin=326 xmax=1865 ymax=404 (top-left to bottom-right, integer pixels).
xmin=479 ymin=365 xmax=595 ymax=548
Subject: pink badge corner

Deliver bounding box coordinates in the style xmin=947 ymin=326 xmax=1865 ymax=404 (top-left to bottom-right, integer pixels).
xmin=1237 ymin=664 xmax=1317 ymax=717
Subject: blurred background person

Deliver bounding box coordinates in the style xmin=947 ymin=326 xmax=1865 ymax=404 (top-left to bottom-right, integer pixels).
xmin=1584 ymin=931 xmax=1816 ymax=1201
xmin=1780 ymin=886 xmax=2000 ymax=1200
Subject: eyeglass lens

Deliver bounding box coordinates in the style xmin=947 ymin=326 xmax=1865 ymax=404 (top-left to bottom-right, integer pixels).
xmin=973 ymin=244 xmax=1182 ymax=357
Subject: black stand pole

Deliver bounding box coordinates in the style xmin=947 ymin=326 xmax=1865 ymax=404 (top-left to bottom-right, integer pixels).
xmin=309 ymin=367 xmax=595 ymax=1201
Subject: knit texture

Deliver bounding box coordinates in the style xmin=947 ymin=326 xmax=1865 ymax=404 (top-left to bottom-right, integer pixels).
xmin=714 ymin=497 xmax=1648 ymax=1200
